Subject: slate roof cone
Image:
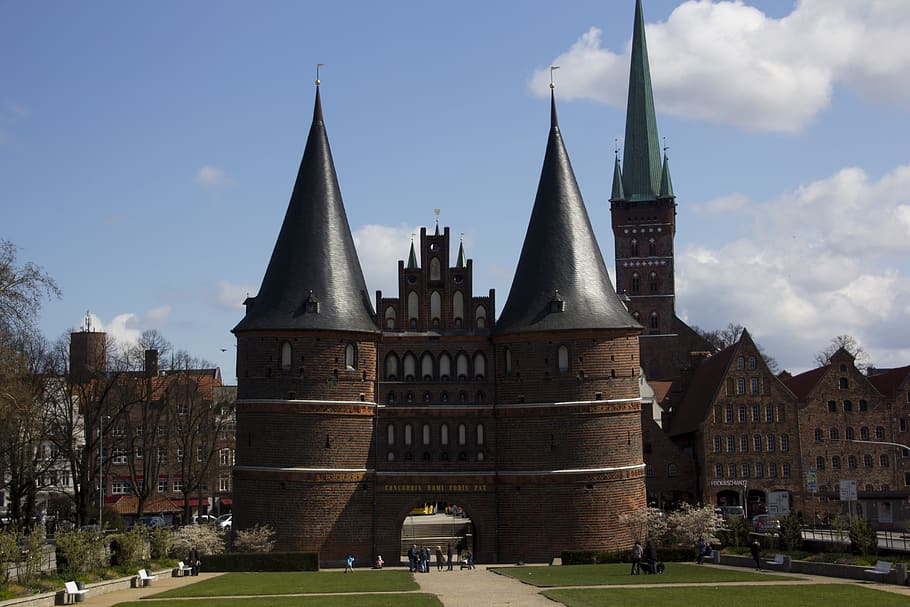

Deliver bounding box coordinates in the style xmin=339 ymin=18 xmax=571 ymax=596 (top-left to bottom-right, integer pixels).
xmin=234 ymin=85 xmax=377 ymax=333
xmin=495 ymin=90 xmax=639 ymax=334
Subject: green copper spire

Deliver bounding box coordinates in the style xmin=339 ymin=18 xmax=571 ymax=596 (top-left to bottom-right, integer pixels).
xmin=659 ymin=152 xmax=674 ymax=199
xmin=406 ymin=239 xmax=418 ymax=270
xmin=456 ymin=237 xmax=467 ymax=269
xmin=611 ymin=154 xmax=625 ymax=201
xmin=622 ymin=0 xmax=662 ymax=202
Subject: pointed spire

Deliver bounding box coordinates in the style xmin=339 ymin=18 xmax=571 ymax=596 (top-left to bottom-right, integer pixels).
xmin=456 ymin=235 xmax=467 ymax=269
xmin=407 ymin=238 xmax=419 ymax=270
xmin=659 ymin=151 xmax=674 ymax=199
xmin=611 ymin=153 xmax=625 ymax=201
xmin=496 ymin=90 xmax=638 ymax=334
xmin=234 ymin=84 xmax=377 ymax=334
xmin=622 ymin=0 xmax=662 ymax=202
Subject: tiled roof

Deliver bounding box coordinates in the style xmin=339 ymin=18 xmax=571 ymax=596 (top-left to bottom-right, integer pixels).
xmin=783 ymin=366 xmax=827 ymax=399
xmin=867 ymin=365 xmax=910 ymax=397
xmin=667 ymin=344 xmax=736 ymax=436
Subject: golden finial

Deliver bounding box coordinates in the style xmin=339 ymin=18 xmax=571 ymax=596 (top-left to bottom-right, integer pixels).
xmin=316 ymin=63 xmax=325 ymax=86
xmin=549 ymin=65 xmax=560 ymax=89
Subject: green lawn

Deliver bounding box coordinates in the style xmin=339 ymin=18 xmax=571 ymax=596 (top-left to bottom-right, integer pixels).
xmin=494 ymin=563 xmax=798 ymax=586
xmin=115 ymin=596 xmax=441 ymax=607
xmin=151 ymin=571 xmax=419 ymax=597
xmin=543 ymin=585 xmax=910 ymax=607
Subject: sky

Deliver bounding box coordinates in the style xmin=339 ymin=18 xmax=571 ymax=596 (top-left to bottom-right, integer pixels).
xmin=3 ymin=0 xmax=910 ymax=382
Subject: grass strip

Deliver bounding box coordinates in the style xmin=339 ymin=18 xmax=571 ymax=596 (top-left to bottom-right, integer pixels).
xmin=493 ymin=562 xmax=799 ymax=586
xmin=543 ymin=584 xmax=910 ymax=607
xmin=117 ymin=594 xmax=440 ymax=607
xmin=151 ymin=571 xmax=418 ymax=597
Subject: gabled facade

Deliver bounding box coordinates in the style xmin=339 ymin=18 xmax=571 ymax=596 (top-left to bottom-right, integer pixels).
xmin=787 ymin=350 xmax=910 ymax=527
xmin=665 ymin=331 xmax=803 ymax=516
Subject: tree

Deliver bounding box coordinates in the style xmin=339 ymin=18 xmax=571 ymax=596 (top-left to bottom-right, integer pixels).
xmin=617 ymin=507 xmax=670 ymax=545
xmin=693 ymin=323 xmax=780 ymax=373
xmin=0 ymin=240 xmax=60 ymax=334
xmin=815 ymin=335 xmax=871 ymax=371
xmin=666 ymin=503 xmax=723 ymax=546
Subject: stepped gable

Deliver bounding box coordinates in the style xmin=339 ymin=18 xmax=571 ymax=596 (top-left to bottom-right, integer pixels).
xmin=495 ymin=91 xmax=638 ymax=335
xmin=234 ymin=85 xmax=377 ymax=334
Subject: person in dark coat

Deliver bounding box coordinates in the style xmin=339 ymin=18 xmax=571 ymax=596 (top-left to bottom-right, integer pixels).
xmin=696 ymin=537 xmax=706 ymax=565
xmin=644 ymin=539 xmax=657 ymax=574
xmin=750 ymin=539 xmax=762 ymax=570
xmin=446 ymin=543 xmax=453 ymax=571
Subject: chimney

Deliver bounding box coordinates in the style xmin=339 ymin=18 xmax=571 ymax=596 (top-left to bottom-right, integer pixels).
xmin=145 ymin=349 xmax=159 ymax=377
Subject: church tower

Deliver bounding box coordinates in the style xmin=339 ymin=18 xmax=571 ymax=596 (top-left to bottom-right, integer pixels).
xmin=232 ymin=82 xmax=380 ymax=557
xmin=612 ymin=0 xmax=703 ymax=380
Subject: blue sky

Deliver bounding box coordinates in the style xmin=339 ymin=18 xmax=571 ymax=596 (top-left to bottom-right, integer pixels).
xmin=3 ymin=0 xmax=910 ymax=382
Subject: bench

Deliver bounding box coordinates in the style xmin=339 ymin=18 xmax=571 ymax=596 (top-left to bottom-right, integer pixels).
xmin=64 ymin=581 xmax=89 ymax=604
xmin=863 ymin=560 xmax=892 ymax=577
xmin=175 ymin=561 xmax=192 ymax=576
xmin=765 ymin=554 xmax=785 ymax=567
xmin=138 ymin=568 xmax=157 ymax=586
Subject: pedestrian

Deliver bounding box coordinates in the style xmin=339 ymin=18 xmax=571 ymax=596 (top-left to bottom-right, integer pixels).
xmin=644 ymin=539 xmax=657 ymax=574
xmin=435 ymin=545 xmax=444 ymax=571
xmin=750 ymin=539 xmax=761 ymax=570
xmin=345 ymin=555 xmax=355 ymax=573
xmin=374 ymin=554 xmax=383 ymax=569
xmin=407 ymin=544 xmax=417 ymax=572
xmin=446 ymin=543 xmax=453 ymax=571
xmin=696 ymin=537 xmax=706 ymax=565
xmin=630 ymin=541 xmax=642 ymax=575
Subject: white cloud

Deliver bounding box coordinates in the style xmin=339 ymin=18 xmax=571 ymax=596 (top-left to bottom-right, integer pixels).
xmin=679 ymin=162 xmax=910 ymax=371
xmin=195 ymin=165 xmax=231 ymax=188
xmin=82 ymin=305 xmax=173 ymax=348
xmin=532 ymin=0 xmax=910 ymax=132
xmin=214 ymin=280 xmax=256 ymax=311
xmin=353 ymin=223 xmax=422 ymax=297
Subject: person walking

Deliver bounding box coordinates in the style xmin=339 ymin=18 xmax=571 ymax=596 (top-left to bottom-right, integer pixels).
xmin=696 ymin=537 xmax=706 ymax=565
xmin=435 ymin=545 xmax=445 ymax=571
xmin=750 ymin=539 xmax=762 ymax=570
xmin=446 ymin=543 xmax=453 ymax=571
xmin=344 ymin=555 xmax=355 ymax=573
xmin=630 ymin=541 xmax=642 ymax=574
xmin=407 ymin=544 xmax=417 ymax=572
xmin=644 ymin=539 xmax=657 ymax=574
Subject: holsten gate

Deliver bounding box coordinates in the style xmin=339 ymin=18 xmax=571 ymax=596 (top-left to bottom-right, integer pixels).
xmin=232 ymin=3 xmax=666 ymax=565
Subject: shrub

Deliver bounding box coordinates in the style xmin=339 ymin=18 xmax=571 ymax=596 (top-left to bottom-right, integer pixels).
xmin=55 ymin=528 xmax=109 ymax=576
xmin=169 ymin=524 xmax=226 ymax=559
xmin=148 ymin=527 xmax=172 ymax=560
xmin=111 ymin=527 xmax=148 ymax=568
xmin=0 ymin=528 xmax=19 ymax=584
xmin=848 ymin=516 xmax=876 ymax=556
xmin=666 ymin=504 xmax=722 ymax=547
xmin=778 ymin=513 xmax=803 ymax=551
xmin=232 ymin=524 xmax=275 ymax=553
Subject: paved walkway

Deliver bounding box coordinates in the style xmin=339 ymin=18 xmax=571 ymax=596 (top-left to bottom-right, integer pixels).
xmin=71 ymin=564 xmax=910 ymax=607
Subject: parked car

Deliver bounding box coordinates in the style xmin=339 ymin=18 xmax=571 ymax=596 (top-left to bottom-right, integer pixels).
xmin=129 ymin=515 xmax=167 ymax=529
xmin=192 ymin=514 xmax=217 ymax=525
xmin=751 ymin=514 xmax=781 ymax=533
xmin=216 ymin=514 xmax=232 ymax=530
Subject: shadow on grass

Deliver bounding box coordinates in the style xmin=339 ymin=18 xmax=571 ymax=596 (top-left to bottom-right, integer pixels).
xmin=150 ymin=570 xmax=419 ymax=597
xmin=493 ymin=563 xmax=800 ymax=587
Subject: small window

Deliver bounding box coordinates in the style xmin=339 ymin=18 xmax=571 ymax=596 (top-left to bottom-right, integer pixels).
xmin=848 ymin=455 xmax=857 ymax=469
xmin=816 ymin=456 xmax=825 ymax=470
xmin=726 ymin=436 xmax=735 ymax=452
xmin=280 ymin=341 xmax=292 ymax=370
xmin=725 ymin=405 xmax=734 ymax=423
xmin=715 ymin=464 xmax=723 ymax=479
xmin=830 ymin=427 xmax=840 ymax=440
xmin=476 ymin=424 xmax=485 ymax=446
xmin=648 ymin=239 xmax=656 ymax=256
xmin=748 ymin=356 xmax=757 ymax=369
xmin=386 ymin=424 xmax=395 ymax=445
xmin=738 ymin=406 xmax=746 ymax=422
xmin=750 ymin=378 xmax=759 ymax=395
xmin=741 ymin=463 xmax=750 ymax=478
xmin=630 ymin=239 xmax=639 ymax=257
xmin=767 ymin=435 xmax=775 ymax=452
xmin=557 ymin=345 xmax=570 ymax=374
xmin=861 ymin=427 xmax=870 ymax=440
xmin=404 ymin=424 xmax=413 ymax=446
xmin=736 ymin=357 xmax=745 ymax=370
xmin=728 ymin=464 xmax=737 ymax=478
xmin=736 ymin=378 xmax=745 ymax=395
xmin=859 ymin=399 xmax=868 ymax=411
xmin=504 ymin=348 xmax=512 ymax=375
xmin=781 ymin=434 xmax=789 ymax=451
xmin=631 ymin=273 xmax=641 ymax=294
xmin=880 ymin=454 xmax=889 ymax=468
xmin=458 ymin=424 xmax=466 ymax=446
xmin=440 ymin=424 xmax=449 ymax=445
xmin=827 ymin=400 xmax=836 ymax=412
xmin=846 ymin=427 xmax=855 ymax=440
xmin=876 ymin=426 xmax=885 ymax=440
xmin=740 ymin=435 xmax=749 ymax=452
xmin=843 ymin=400 xmax=852 ymax=412
xmin=422 ymin=424 xmax=431 ymax=445
xmin=864 ymin=454 xmax=873 ymax=468
xmin=839 ymin=377 xmax=849 ymax=389
xmin=667 ymin=463 xmax=678 ymax=477
xmin=832 ymin=456 xmax=841 ymax=470
xmin=782 ymin=463 xmax=791 ymax=478
xmin=765 ymin=405 xmax=774 ymax=422
xmin=755 ymin=463 xmax=764 ymax=478
xmin=754 ymin=434 xmax=762 ymax=452
xmin=713 ymin=436 xmax=722 ymax=453
xmin=345 ymin=343 xmax=357 ymax=369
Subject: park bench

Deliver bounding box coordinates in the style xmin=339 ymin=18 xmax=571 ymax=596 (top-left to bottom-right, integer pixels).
xmin=175 ymin=561 xmax=192 ymax=576
xmin=863 ymin=560 xmax=892 ymax=577
xmin=64 ymin=581 xmax=89 ymax=604
xmin=765 ymin=554 xmax=785 ymax=567
xmin=138 ymin=568 xmax=157 ymax=586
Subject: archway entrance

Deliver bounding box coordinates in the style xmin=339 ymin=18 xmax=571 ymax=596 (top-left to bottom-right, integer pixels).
xmin=399 ymin=501 xmax=474 ymax=570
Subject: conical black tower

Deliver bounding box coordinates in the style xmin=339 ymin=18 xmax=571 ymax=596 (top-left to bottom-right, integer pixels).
xmin=234 ymin=85 xmax=377 ymax=334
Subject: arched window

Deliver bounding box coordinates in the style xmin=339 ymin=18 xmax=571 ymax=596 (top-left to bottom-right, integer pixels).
xmin=816 ymin=456 xmax=825 ymax=470
xmin=832 ymin=456 xmax=841 ymax=470
xmin=384 ymin=353 xmax=399 ymax=380
xmin=814 ymin=428 xmax=823 ymax=441
xmin=440 ymin=424 xmax=449 ymax=445
xmin=845 ymin=427 xmax=855 ymax=440
xmin=421 ymin=352 xmax=434 ymax=380
xmin=649 ymin=272 xmax=658 ymax=293
xmin=439 ymin=352 xmax=452 ymax=380
xmin=458 ymin=424 xmax=467 ymax=445
xmin=475 ymin=306 xmax=486 ymax=328
xmin=631 ymin=272 xmax=640 ymax=294
xmin=861 ymin=426 xmax=870 ymax=440
xmin=385 ymin=306 xmax=396 ymax=329
xmin=476 ymin=424 xmax=485 ymax=446
xmin=430 ymin=291 xmax=441 ymax=326
xmin=504 ymin=348 xmax=512 ymax=375
xmin=557 ymin=345 xmax=569 ymax=373
xmin=453 ymin=291 xmax=464 ymax=325
xmin=404 ymin=424 xmax=413 ymax=446
xmin=650 ymin=312 xmax=659 ymax=330
xmin=473 ymin=352 xmax=486 ymax=379
xmin=648 ymin=239 xmax=656 ymax=256
xmin=456 ymin=353 xmax=469 ymax=380
xmin=386 ymin=424 xmax=395 ymax=445
xmin=403 ymin=353 xmax=417 ymax=381
xmin=422 ymin=424 xmax=431 ymax=445
xmin=280 ymin=341 xmax=292 ymax=370
xmin=830 ymin=427 xmax=839 ymax=441
xmin=876 ymin=426 xmax=885 ymax=440
xmin=345 ymin=343 xmax=356 ymax=369
xmin=408 ymin=291 xmax=419 ymax=327
xmin=713 ymin=436 xmax=722 ymax=453
xmin=430 ymin=257 xmax=441 ymax=281
xmin=630 ymin=239 xmax=639 ymax=257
